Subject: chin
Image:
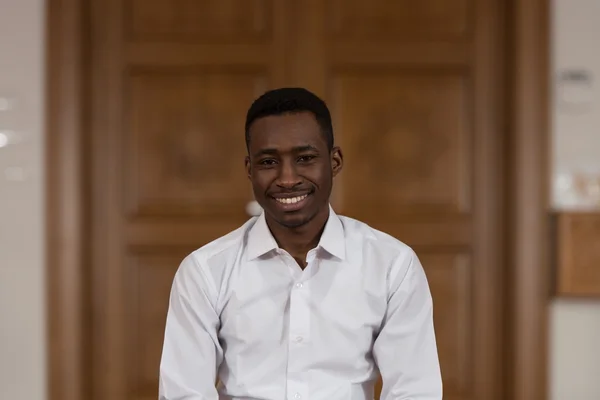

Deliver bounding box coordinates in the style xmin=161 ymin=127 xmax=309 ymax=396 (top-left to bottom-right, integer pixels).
xmin=279 ymin=217 xmax=310 ymax=229
xmin=270 ymin=210 xmax=313 ymax=229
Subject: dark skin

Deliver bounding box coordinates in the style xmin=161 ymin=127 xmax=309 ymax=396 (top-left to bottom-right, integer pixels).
xmin=245 ymin=112 xmax=343 ymax=268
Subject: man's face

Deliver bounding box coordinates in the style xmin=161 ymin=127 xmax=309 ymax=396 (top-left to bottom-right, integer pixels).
xmin=245 ymin=112 xmax=343 ymax=229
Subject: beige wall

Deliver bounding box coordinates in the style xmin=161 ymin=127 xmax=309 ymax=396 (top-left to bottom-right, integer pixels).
xmin=0 ymin=0 xmax=47 ymax=399
xmin=550 ymin=0 xmax=600 ymax=399
xmin=1 ymin=1 xmax=599 ymax=399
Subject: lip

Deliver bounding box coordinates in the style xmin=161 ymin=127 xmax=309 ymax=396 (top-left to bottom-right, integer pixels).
xmin=270 ymin=192 xmax=312 ymax=212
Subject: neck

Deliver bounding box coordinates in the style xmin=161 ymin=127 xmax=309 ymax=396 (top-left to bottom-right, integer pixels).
xmin=266 ymin=207 xmax=330 ymax=267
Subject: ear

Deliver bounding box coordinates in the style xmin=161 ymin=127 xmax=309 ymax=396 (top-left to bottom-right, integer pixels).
xmin=330 ymin=146 xmax=344 ymax=177
xmin=245 ymin=156 xmax=252 ymax=180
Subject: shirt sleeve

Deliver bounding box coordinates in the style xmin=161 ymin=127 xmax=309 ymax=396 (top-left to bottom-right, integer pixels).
xmin=159 ymin=254 xmax=224 ymax=400
xmin=372 ymin=249 xmax=443 ymax=400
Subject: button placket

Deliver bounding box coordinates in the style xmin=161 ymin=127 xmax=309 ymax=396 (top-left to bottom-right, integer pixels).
xmin=285 ymin=251 xmax=315 ymax=400
xmin=287 ymin=381 xmax=308 ymax=400
xmin=287 ymin=271 xmax=310 ymax=396
xmin=286 ymin=379 xmax=308 ymax=400
xmin=288 ymin=279 xmax=310 ymax=343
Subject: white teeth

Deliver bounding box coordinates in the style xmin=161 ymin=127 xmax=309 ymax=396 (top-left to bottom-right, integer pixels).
xmin=276 ymin=195 xmax=308 ymax=204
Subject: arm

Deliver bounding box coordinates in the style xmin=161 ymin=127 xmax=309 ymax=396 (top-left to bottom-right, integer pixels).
xmin=373 ymin=250 xmax=443 ymax=400
xmin=159 ymin=254 xmax=223 ymax=400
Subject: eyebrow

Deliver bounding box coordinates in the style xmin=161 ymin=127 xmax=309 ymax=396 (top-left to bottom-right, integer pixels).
xmin=252 ymin=145 xmax=319 ymax=158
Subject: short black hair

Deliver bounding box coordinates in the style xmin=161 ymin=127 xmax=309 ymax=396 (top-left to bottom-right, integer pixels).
xmin=244 ymin=87 xmax=334 ymax=151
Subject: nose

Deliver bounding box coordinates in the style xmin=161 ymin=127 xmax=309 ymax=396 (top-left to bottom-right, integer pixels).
xmin=276 ymin=159 xmax=301 ymax=189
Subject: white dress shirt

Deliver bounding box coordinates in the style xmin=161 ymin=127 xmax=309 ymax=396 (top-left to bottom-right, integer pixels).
xmin=159 ymin=206 xmax=442 ymax=400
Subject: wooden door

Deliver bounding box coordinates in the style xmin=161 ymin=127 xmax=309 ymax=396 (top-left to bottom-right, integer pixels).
xmin=87 ymin=1 xmax=505 ymax=400
xmin=286 ymin=2 xmax=505 ymax=400
xmin=88 ymin=1 xmax=285 ymax=399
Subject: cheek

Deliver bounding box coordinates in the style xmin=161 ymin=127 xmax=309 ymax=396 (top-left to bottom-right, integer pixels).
xmin=252 ymin=170 xmax=276 ymax=188
xmin=301 ymin=166 xmax=331 ymax=187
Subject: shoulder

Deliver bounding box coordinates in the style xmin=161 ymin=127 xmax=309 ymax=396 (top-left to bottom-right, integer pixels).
xmin=338 ymin=214 xmax=416 ymax=257
xmin=190 ymin=218 xmax=256 ymax=264
xmin=174 ymin=217 xmax=257 ymax=285
xmin=337 ymin=214 xmax=419 ymax=276
xmin=337 ymin=214 xmax=428 ymax=295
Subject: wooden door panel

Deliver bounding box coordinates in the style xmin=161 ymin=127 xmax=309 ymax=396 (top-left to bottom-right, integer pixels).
xmin=125 ymin=69 xmax=267 ymax=218
xmin=125 ymin=253 xmax=184 ymax=400
xmin=326 ymin=0 xmax=469 ymax=39
xmin=330 ymin=71 xmax=470 ymax=216
xmin=421 ymin=253 xmax=471 ymax=396
xmin=127 ymin=0 xmax=271 ymax=40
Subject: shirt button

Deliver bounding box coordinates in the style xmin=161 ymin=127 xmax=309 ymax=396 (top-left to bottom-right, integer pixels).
xmin=294 ymin=393 xmax=301 ymax=400
xmin=294 ymin=336 xmax=303 ymax=343
xmin=295 ymin=282 xmax=303 ymax=289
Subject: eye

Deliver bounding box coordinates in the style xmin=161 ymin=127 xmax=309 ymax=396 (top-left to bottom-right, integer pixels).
xmin=259 ymin=159 xmax=277 ymax=166
xmin=297 ymin=155 xmax=316 ymax=163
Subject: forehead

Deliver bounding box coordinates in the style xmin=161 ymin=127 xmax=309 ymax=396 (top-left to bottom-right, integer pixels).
xmin=248 ymin=112 xmax=327 ymax=150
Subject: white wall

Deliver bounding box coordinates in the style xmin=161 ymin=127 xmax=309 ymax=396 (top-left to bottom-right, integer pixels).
xmin=550 ymin=0 xmax=600 ymax=399
xmin=0 ymin=1 xmax=47 ymax=399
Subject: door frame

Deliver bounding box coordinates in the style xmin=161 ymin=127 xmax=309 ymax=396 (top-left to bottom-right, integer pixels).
xmin=45 ymin=1 xmax=551 ymax=399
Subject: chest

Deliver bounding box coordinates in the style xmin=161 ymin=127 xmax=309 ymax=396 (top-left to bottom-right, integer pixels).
xmin=217 ymin=257 xmax=389 ymax=349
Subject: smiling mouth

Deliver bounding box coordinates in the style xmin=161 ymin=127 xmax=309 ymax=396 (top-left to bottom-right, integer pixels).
xmin=274 ymin=194 xmax=308 ymax=205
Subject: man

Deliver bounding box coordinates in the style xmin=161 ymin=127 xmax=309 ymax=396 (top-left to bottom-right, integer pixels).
xmin=159 ymin=88 xmax=443 ymax=400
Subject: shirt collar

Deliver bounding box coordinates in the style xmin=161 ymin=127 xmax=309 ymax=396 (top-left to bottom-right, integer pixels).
xmin=246 ymin=205 xmax=346 ymax=261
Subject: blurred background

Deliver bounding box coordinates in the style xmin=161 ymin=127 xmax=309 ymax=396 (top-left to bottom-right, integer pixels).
xmin=1 ymin=0 xmax=599 ymax=399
